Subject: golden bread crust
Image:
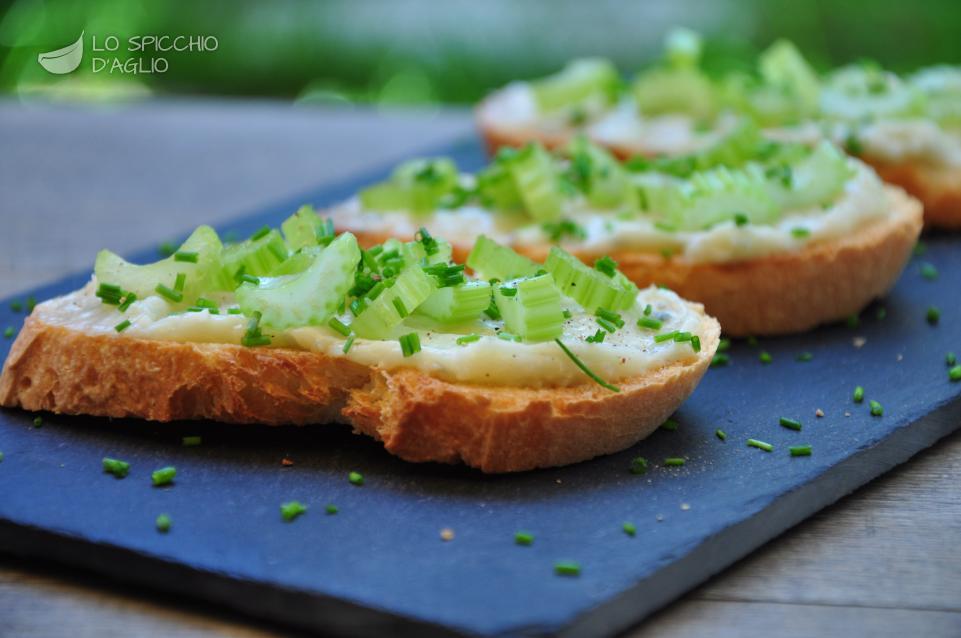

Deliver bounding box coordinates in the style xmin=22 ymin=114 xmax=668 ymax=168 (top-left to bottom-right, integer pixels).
xmin=0 ymin=307 xmax=719 ymax=473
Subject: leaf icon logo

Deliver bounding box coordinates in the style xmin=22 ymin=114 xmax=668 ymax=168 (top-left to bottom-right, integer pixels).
xmin=38 ymin=31 xmax=84 ymax=74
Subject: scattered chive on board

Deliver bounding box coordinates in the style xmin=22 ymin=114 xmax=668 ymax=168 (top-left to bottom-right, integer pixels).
xmin=32 ymin=416 xmax=42 ymax=428
xmin=660 ymin=418 xmax=679 ymax=431
xmin=926 ymin=306 xmax=940 ymax=325
xmin=155 ymin=514 xmax=172 ymax=533
xmin=919 ymin=263 xmax=938 ymax=280
xmin=747 ymin=439 xmax=774 ymax=452
xmin=182 ymin=436 xmax=202 ymax=447
xmin=950 ymin=366 xmax=961 ymax=383
xmin=554 ymin=561 xmax=581 ymax=577
xmin=715 ymin=429 xmax=727 ymax=441
xmin=3 ymin=326 xmax=13 ymax=339
xmin=663 ymin=457 xmax=685 ymax=467
xmin=348 ymin=471 xmax=364 ymax=486
xmin=869 ymin=400 xmax=884 ymax=417
xmin=759 ymin=351 xmax=772 ymax=364
xmin=779 ymin=417 xmax=802 ymax=431
xmin=789 ymin=445 xmax=813 ymax=457
xmin=151 ymin=466 xmax=176 ymax=487
xmin=629 ymin=456 xmax=648 ymax=475
xmin=281 ymin=501 xmax=307 ymax=522
xmin=853 ymin=386 xmax=865 ymax=403
xmin=947 ymin=352 xmax=957 ymax=367
xmin=102 ymin=457 xmax=130 ymax=478
xmin=796 ymin=352 xmax=813 ymax=362
xmin=711 ymin=353 xmax=729 ymax=367
xmin=325 ymin=504 xmax=339 ymax=515
xmin=515 ymin=531 xmax=534 ymax=546
xmin=623 ymin=522 xmax=637 ymax=537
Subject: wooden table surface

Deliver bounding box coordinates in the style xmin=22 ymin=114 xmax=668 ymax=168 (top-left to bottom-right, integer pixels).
xmin=1 ymin=99 xmax=958 ymax=638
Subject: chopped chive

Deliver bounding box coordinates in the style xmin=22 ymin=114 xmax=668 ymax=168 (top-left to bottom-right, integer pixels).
xmin=654 ymin=331 xmax=679 ymax=343
xmin=747 ymin=439 xmax=774 ymax=452
xmin=3 ymin=326 xmax=14 ymax=339
xmin=155 ymin=514 xmax=172 ymax=533
xmin=875 ymin=306 xmax=887 ymax=320
xmin=664 ymin=457 xmax=685 ymax=467
xmin=690 ymin=335 xmax=701 ymax=353
xmin=348 ymin=471 xmax=364 ymax=486
xmin=595 ymin=307 xmax=625 ymax=328
xmin=711 ymin=353 xmax=730 ymax=367
xmin=456 ymin=334 xmax=481 ymax=346
xmin=594 ymin=255 xmax=618 ymax=277
xmin=637 ymin=317 xmax=662 ymax=330
xmin=328 ymin=317 xmax=351 ymax=337
xmin=280 ymin=501 xmax=307 ymax=522
xmin=238 ymin=273 xmax=260 ymax=286
xmin=26 ymin=296 xmax=35 ymax=313
xmin=597 ymin=317 xmax=618 ymax=333
xmin=174 ymin=251 xmax=199 ymax=263
xmin=629 ymin=456 xmax=648 ymax=475
xmin=947 ymin=352 xmax=957 ymax=367
xmin=155 ymin=284 xmax=183 ymax=304
xmin=853 ymin=386 xmax=865 ymax=403
xmin=0 ymin=452 xmax=3 ymax=462
xmin=660 ymin=418 xmax=679 ymax=431
xmin=673 ymin=331 xmax=692 ymax=343
xmin=554 ymin=561 xmax=581 ymax=576
xmin=562 ymin=309 xmax=572 ymax=319
xmin=746 ymin=336 xmax=758 ymax=347
xmin=498 ymin=332 xmax=522 ymax=342
xmin=498 ymin=286 xmax=518 ymax=297
xmin=948 ymin=366 xmax=961 ymax=382
xmin=779 ymin=417 xmax=802 ymax=431
xmin=182 ymin=436 xmax=202 ymax=447
xmin=118 ymin=292 xmax=137 ymax=312
xmin=250 ymin=225 xmax=271 ymax=241
xmin=151 ymin=466 xmax=176 ymax=486
xmin=173 ymin=273 xmax=187 ymax=293
xmin=392 ymin=297 xmax=409 ymax=318
xmin=585 ymin=329 xmax=606 ymax=344
xmin=342 ymin=335 xmax=356 ymax=354
xmin=791 ymin=227 xmax=810 ymax=238
xmin=926 ymin=306 xmax=940 ymax=325
xmin=227 ymin=308 xmax=243 ymax=315
xmin=643 ymin=304 xmax=652 ymax=316
xmin=869 ymin=400 xmax=884 ymax=417
xmin=845 ymin=314 xmax=860 ymax=329
xmin=325 ymin=504 xmax=339 ymax=515
xmin=114 ymin=319 xmax=131 ymax=333
xmin=759 ymin=351 xmax=772 ymax=364
xmin=32 ymin=416 xmax=42 ymax=428
xmin=796 ymin=352 xmax=814 ymax=362
xmin=399 ymin=332 xmax=421 ymax=357
xmin=789 ymin=445 xmax=812 ymax=457
xmin=554 ymin=339 xmax=620 ymax=392
xmin=102 ymin=457 xmax=130 ymax=478
xmin=515 ymin=531 xmax=534 ymax=546
xmin=718 ymin=338 xmax=731 ymax=352
xmin=158 ymin=241 xmax=176 ymax=257
xmin=920 ymin=263 xmax=938 ymax=280
xmin=733 ymin=213 xmax=749 ymax=227
xmin=623 ymin=522 xmax=637 ymax=537
xmin=715 ymin=429 xmax=727 ymax=441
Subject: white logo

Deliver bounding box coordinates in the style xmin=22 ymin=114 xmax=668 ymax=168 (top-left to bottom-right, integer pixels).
xmin=38 ymin=31 xmax=84 ymax=74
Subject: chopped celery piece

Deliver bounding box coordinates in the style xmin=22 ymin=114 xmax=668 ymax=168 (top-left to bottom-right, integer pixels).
xmin=665 ymin=28 xmax=702 ymax=69
xmin=509 ymin=143 xmax=566 ymax=221
xmin=758 ymin=40 xmax=820 ymax=115
xmin=359 ymin=158 xmax=460 ymax=214
xmin=494 ymin=274 xmax=565 ymax=342
xmin=545 ymin=247 xmax=637 ymax=312
xmin=476 ymin=149 xmax=524 ymax=211
xmin=94 ymin=225 xmax=223 ymax=303
xmin=466 ymin=235 xmax=539 ymax=280
xmin=820 ymin=65 xmax=923 ymax=121
xmin=766 ymin=141 xmax=853 ymax=210
xmin=281 ymin=205 xmax=325 ymax=250
xmin=218 ymin=229 xmax=289 ymax=286
xmin=416 ymin=280 xmax=492 ymax=324
xmin=567 ymin=137 xmax=637 ymax=210
xmin=531 ymin=58 xmax=620 ymax=113
xmin=666 ymin=165 xmax=778 ymax=230
xmin=268 ymin=246 xmax=324 ymax=276
xmin=351 ymin=266 xmax=435 ymax=339
xmin=235 ymin=233 xmax=360 ymax=330
xmin=633 ymin=67 xmax=717 ymax=121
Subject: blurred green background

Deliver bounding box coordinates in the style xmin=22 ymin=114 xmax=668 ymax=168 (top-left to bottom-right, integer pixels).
xmin=2 ymin=0 xmax=960 ymax=105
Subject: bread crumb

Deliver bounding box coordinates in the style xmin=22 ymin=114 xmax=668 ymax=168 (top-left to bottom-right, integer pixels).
xmin=281 ymin=458 xmax=294 ymax=466
xmin=680 ymin=503 xmax=691 ymax=511
xmin=655 ymin=514 xmax=664 ymax=522
xmin=440 ymin=528 xmax=455 ymax=541
xmin=815 ymin=409 xmax=824 ymax=418
xmin=896 ymin=353 xmax=903 ymax=362
xmin=844 ymin=411 xmax=852 ymax=417
xmin=852 ymin=337 xmax=866 ymax=348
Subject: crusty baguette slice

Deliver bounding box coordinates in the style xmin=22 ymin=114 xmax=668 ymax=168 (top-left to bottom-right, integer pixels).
xmin=0 ymin=302 xmax=719 ymax=473
xmin=341 ymin=185 xmax=922 ymax=337
xmin=477 ymin=101 xmax=958 ymax=230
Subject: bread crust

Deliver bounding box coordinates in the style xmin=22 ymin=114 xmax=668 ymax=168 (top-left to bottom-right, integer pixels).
xmin=0 ymin=306 xmax=719 ymax=473
xmin=342 ymin=186 xmax=921 ymax=337
xmin=864 ymin=157 xmax=961 ymax=229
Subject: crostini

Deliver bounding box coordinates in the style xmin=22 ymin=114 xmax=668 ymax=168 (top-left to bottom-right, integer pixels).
xmin=0 ymin=215 xmax=719 ymax=472
xmin=476 ymin=29 xmax=961 ymax=228
xmin=329 ymin=134 xmax=922 ymax=336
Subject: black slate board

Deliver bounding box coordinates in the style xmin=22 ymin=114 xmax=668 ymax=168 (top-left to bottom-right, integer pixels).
xmin=1 ymin=138 xmax=960 ymax=638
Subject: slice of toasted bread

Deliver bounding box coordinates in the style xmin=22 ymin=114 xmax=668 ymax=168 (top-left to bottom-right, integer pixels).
xmin=342 ymin=186 xmax=921 ymax=337
xmin=0 ymin=301 xmax=719 ymax=473
xmin=866 ymin=157 xmax=961 ymax=229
